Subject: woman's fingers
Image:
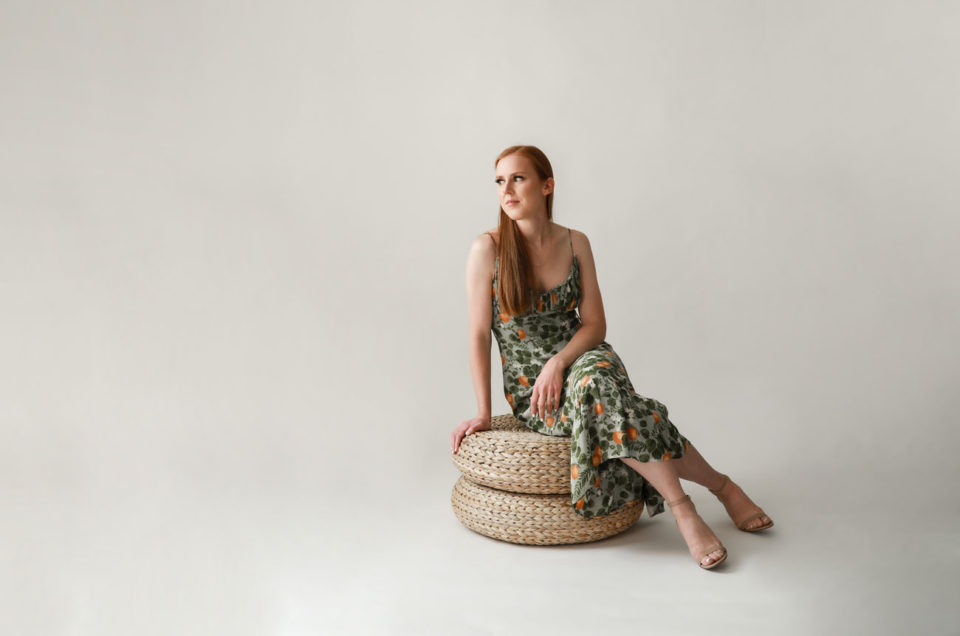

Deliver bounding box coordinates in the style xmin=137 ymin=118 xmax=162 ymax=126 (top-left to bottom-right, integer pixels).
xmin=453 ymin=422 xmax=470 ymax=453
xmin=529 ymin=386 xmax=563 ymax=420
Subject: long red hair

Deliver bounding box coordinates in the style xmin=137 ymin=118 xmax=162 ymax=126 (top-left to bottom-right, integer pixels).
xmin=493 ymin=145 xmax=556 ymax=316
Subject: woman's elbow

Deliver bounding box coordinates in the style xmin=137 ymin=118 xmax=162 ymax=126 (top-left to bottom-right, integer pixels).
xmin=581 ymin=320 xmax=605 ymax=341
xmin=469 ymin=330 xmax=492 ymax=346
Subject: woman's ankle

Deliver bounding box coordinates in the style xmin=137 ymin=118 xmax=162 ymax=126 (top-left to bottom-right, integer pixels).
xmin=668 ymin=498 xmax=699 ymax=519
xmin=707 ymin=472 xmax=729 ymax=494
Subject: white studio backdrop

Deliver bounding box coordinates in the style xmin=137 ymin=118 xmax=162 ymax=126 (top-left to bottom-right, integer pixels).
xmin=1 ymin=1 xmax=958 ymax=634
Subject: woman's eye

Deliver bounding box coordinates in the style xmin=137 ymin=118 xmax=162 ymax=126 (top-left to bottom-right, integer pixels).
xmin=514 ymin=176 xmax=523 ymax=181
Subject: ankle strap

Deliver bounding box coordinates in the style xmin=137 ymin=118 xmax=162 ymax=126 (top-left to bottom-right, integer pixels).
xmin=666 ymin=494 xmax=692 ymax=509
xmin=709 ymin=474 xmax=730 ymax=495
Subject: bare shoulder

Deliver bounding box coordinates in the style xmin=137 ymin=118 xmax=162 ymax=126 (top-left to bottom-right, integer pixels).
xmin=567 ymin=227 xmax=593 ymax=257
xmin=472 ymin=229 xmax=499 ymax=255
xmin=467 ymin=230 xmax=498 ymax=276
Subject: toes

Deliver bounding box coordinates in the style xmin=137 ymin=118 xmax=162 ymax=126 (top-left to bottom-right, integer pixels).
xmin=701 ymin=550 xmax=724 ymax=566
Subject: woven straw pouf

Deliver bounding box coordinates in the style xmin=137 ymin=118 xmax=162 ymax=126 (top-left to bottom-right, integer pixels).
xmin=451 ymin=413 xmax=643 ymax=545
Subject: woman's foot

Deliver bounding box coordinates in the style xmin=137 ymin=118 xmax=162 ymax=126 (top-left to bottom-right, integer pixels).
xmin=666 ymin=495 xmax=727 ymax=569
xmin=708 ymin=474 xmax=773 ymax=532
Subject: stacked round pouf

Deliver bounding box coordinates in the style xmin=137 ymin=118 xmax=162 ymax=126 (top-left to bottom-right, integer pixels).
xmin=451 ymin=413 xmax=644 ymax=545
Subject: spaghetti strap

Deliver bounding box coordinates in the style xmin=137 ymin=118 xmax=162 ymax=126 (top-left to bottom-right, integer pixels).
xmin=486 ymin=232 xmax=498 ymax=261
xmin=567 ymin=228 xmax=574 ymax=258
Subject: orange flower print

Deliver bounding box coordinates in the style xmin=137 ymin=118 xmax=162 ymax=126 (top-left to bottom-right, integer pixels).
xmin=576 ymin=497 xmax=585 ymax=510
xmin=537 ymin=298 xmax=544 ymax=312
xmin=506 ymin=393 xmax=514 ymax=408
xmin=567 ymin=298 xmax=576 ymax=311
xmin=662 ymin=451 xmax=672 ymax=461
xmin=579 ymin=375 xmax=591 ymax=388
xmin=605 ymin=351 xmax=615 ymax=357
xmin=619 ymin=366 xmax=626 ymax=373
xmin=518 ymin=376 xmax=530 ymax=387
xmin=500 ymin=355 xmax=505 ymax=366
xmin=545 ymin=415 xmax=555 ymax=427
xmin=561 ymin=413 xmax=567 ymax=423
xmin=498 ymin=312 xmax=510 ymax=322
xmin=571 ymin=464 xmax=580 ymax=480
xmin=592 ymin=445 xmax=603 ymax=466
xmin=551 ymin=292 xmax=557 ymax=305
xmin=594 ymin=402 xmax=604 ymax=415
xmin=595 ymin=361 xmax=612 ymax=368
xmin=516 ymin=328 xmax=526 ymax=339
xmin=652 ymin=412 xmax=661 ymax=423
xmin=626 ymin=426 xmax=638 ymax=441
xmin=612 ymin=431 xmax=623 ymax=444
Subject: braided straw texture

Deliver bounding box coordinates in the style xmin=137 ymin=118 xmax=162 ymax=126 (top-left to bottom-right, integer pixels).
xmin=451 ymin=475 xmax=643 ymax=545
xmin=451 ymin=413 xmax=570 ymax=494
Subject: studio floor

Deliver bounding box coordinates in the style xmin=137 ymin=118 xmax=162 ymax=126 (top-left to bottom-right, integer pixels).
xmin=4 ymin=466 xmax=956 ymax=636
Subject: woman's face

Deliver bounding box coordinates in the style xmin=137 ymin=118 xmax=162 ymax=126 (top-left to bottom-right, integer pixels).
xmin=495 ymin=153 xmax=553 ymax=221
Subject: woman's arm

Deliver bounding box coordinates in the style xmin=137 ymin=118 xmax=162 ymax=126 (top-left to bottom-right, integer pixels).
xmin=465 ymin=233 xmax=497 ymax=418
xmin=553 ymin=230 xmax=607 ymax=369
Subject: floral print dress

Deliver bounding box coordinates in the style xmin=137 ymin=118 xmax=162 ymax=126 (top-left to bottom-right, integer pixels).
xmin=491 ymin=229 xmax=691 ymax=519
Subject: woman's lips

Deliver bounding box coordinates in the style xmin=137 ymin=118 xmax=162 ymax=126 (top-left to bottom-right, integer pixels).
xmin=506 ymin=200 xmax=518 ymax=205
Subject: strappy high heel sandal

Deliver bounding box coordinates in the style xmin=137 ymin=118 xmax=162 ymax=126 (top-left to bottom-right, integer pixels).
xmin=665 ymin=494 xmax=727 ymax=570
xmin=709 ymin=473 xmax=774 ymax=532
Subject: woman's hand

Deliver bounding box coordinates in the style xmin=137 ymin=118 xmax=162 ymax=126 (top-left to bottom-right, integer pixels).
xmin=451 ymin=415 xmax=491 ymax=454
xmin=528 ymin=356 xmax=565 ymax=421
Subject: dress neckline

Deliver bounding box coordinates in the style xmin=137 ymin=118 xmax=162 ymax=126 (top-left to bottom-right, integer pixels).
xmin=495 ymin=254 xmax=579 ymax=296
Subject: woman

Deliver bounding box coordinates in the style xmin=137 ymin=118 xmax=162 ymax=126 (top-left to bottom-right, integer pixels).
xmin=450 ymin=145 xmax=773 ymax=570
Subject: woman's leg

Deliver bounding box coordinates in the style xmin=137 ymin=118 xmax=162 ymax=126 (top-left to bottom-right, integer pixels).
xmin=668 ymin=441 xmax=725 ymax=491
xmin=619 ymin=457 xmax=725 ymax=567
xmin=670 ymin=441 xmax=773 ymax=530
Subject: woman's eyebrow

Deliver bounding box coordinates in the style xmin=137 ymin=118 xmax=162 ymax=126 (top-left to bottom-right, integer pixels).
xmin=495 ymin=171 xmax=525 ymax=178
